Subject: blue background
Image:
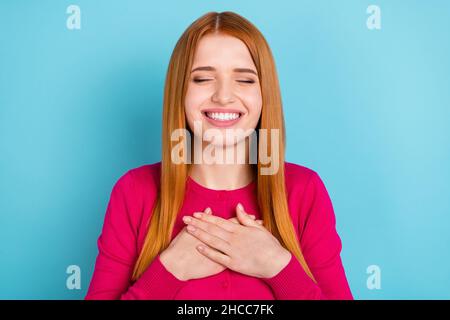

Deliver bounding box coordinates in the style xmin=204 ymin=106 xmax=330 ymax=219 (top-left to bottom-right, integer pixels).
xmin=1 ymin=0 xmax=449 ymax=299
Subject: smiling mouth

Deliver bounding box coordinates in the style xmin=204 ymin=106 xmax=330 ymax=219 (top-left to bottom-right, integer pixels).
xmin=203 ymin=111 xmax=243 ymax=121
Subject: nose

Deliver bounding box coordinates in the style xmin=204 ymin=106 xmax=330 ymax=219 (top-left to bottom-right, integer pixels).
xmin=211 ymin=79 xmax=235 ymax=105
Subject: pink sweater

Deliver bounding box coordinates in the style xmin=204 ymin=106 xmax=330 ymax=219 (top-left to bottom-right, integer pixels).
xmin=85 ymin=162 xmax=353 ymax=300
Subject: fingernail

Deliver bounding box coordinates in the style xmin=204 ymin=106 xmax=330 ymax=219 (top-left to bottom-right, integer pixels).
xmin=187 ymin=225 xmax=196 ymax=232
xmin=197 ymin=245 xmax=204 ymax=251
xmin=237 ymin=203 xmax=243 ymax=211
xmin=193 ymin=212 xmax=203 ymax=218
xmin=183 ymin=216 xmax=192 ymax=223
xmin=205 ymin=207 xmax=212 ymax=215
xmin=249 ymin=215 xmax=256 ymax=219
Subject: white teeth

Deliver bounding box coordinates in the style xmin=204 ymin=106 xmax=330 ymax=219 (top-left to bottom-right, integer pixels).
xmin=206 ymin=112 xmax=240 ymax=121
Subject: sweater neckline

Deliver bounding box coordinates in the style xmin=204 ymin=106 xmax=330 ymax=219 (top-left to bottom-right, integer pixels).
xmin=186 ymin=175 xmax=256 ymax=201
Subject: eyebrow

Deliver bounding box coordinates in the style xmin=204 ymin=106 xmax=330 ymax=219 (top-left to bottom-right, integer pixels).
xmin=191 ymin=66 xmax=258 ymax=76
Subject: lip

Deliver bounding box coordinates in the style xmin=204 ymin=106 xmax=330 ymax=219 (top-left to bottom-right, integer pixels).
xmin=201 ymin=108 xmax=244 ymax=128
xmin=202 ymin=108 xmax=244 ymax=114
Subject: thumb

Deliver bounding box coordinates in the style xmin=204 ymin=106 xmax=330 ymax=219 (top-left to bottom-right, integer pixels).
xmin=236 ymin=203 xmax=258 ymax=227
xmin=229 ymin=216 xmax=264 ymax=226
xmin=228 ymin=217 xmax=240 ymax=224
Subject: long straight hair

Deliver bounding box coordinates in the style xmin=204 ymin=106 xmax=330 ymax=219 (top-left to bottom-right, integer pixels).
xmin=131 ymin=11 xmax=316 ymax=283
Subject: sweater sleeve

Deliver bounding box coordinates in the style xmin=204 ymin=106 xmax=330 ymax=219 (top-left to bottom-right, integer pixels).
xmin=85 ymin=171 xmax=187 ymax=300
xmin=262 ymin=171 xmax=353 ymax=300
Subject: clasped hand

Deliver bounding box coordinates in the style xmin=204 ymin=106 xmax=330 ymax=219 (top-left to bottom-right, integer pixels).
xmin=160 ymin=203 xmax=292 ymax=281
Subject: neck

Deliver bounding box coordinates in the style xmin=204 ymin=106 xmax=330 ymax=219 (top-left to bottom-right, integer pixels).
xmin=188 ymin=163 xmax=255 ymax=190
xmin=188 ymin=138 xmax=256 ymax=190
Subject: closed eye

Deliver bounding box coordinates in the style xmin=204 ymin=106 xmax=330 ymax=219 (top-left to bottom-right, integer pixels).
xmin=193 ymin=78 xmax=256 ymax=84
xmin=237 ymin=80 xmax=255 ymax=84
xmin=193 ymin=78 xmax=212 ymax=83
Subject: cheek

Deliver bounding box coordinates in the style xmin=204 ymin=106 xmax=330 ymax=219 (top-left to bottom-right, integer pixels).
xmin=184 ymin=86 xmax=208 ymax=128
xmin=243 ymin=89 xmax=263 ymax=123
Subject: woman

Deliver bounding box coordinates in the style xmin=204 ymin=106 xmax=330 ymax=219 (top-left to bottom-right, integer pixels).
xmin=85 ymin=11 xmax=353 ymax=300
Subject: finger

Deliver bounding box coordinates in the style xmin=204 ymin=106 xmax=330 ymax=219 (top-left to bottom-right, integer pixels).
xmin=236 ymin=203 xmax=260 ymax=227
xmin=229 ymin=217 xmax=261 ymax=226
xmin=193 ymin=211 xmax=238 ymax=233
xmin=186 ymin=224 xmax=232 ymax=255
xmin=183 ymin=215 xmax=231 ymax=242
xmin=228 ymin=217 xmax=240 ymax=224
xmin=196 ymin=244 xmax=231 ymax=267
xmin=205 ymin=207 xmax=212 ymax=215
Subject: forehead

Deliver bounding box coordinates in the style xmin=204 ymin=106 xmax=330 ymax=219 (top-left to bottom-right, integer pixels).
xmin=192 ymin=33 xmax=256 ymax=69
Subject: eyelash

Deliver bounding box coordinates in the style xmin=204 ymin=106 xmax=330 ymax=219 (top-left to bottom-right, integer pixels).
xmin=193 ymin=78 xmax=255 ymax=84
